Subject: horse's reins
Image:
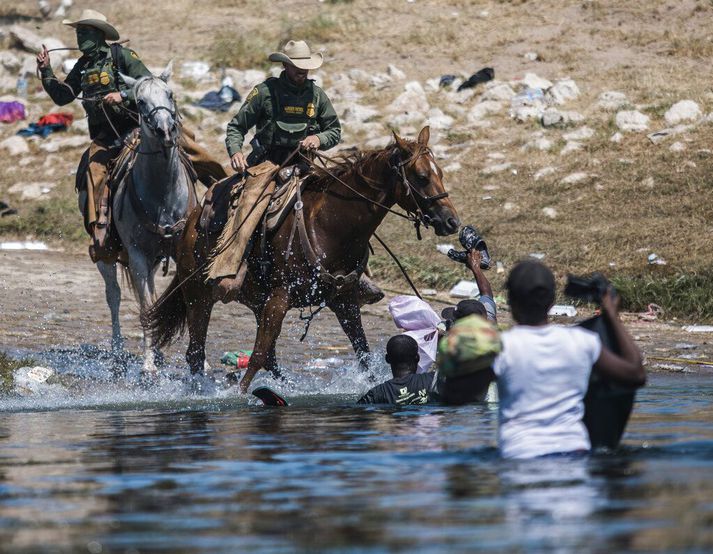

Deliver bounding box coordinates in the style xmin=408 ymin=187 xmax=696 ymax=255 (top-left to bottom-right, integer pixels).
xmin=299 ymin=147 xmax=451 ymax=299
xmin=306 ymin=150 xmax=419 ymax=225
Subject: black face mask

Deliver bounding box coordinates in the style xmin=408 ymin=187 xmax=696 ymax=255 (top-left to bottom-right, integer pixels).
xmin=76 ymin=27 xmax=105 ymax=55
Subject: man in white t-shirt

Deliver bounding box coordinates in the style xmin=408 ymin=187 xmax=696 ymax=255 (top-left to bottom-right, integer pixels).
xmin=493 ymin=260 xmax=646 ymax=459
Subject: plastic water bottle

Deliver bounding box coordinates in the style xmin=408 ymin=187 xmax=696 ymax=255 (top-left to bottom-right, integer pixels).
xmin=220 ymin=75 xmax=235 ymax=104
xmin=16 ymin=74 xmax=28 ymax=98
xmin=510 ymin=87 xmax=545 ymax=108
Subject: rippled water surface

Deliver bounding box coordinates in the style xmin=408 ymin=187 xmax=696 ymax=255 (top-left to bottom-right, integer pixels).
xmin=1 ymin=369 xmax=712 ymax=553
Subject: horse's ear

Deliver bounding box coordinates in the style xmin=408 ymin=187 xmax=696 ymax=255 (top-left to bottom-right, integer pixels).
xmin=417 ymin=126 xmax=430 ymax=146
xmin=392 ymin=130 xmax=409 ymax=153
xmin=159 ymin=60 xmax=173 ymax=83
xmin=120 ymin=72 xmax=137 ymax=88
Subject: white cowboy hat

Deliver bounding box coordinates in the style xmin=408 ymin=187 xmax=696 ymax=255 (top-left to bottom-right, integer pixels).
xmin=268 ymin=40 xmax=323 ymax=70
xmin=62 ymin=9 xmax=120 ymax=41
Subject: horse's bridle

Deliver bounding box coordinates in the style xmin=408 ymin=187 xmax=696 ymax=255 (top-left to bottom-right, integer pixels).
xmin=388 ymin=148 xmax=449 ymax=232
xmin=135 ymin=79 xmax=179 ymax=150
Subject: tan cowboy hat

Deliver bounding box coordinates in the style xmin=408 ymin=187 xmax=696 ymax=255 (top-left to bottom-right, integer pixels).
xmin=62 ymin=9 xmax=120 ymax=41
xmin=268 ymin=40 xmax=323 ymax=70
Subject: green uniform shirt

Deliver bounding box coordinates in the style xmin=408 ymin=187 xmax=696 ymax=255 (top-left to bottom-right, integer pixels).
xmin=40 ymin=44 xmax=151 ymax=141
xmin=225 ymin=71 xmax=341 ymax=159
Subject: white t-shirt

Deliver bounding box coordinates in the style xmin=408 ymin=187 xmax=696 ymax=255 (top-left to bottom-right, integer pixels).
xmin=493 ymin=325 xmax=602 ymax=459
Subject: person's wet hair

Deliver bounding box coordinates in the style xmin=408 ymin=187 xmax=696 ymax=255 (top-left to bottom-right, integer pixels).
xmin=385 ymin=334 xmax=419 ymax=372
xmin=506 ymin=260 xmax=555 ymax=325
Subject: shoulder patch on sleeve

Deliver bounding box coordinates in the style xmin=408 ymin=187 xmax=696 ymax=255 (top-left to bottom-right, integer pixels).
xmin=128 ymin=49 xmax=139 ymax=60
xmin=246 ymin=87 xmax=259 ymax=103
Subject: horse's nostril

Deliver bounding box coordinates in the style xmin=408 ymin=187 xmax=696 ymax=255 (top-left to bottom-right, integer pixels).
xmin=447 ymin=217 xmax=459 ymax=231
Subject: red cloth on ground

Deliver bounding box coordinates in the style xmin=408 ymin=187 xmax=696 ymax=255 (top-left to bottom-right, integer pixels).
xmin=37 ymin=113 xmax=74 ymax=127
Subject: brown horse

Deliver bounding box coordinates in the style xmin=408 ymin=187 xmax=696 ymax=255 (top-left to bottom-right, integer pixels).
xmin=144 ymin=126 xmax=460 ymax=392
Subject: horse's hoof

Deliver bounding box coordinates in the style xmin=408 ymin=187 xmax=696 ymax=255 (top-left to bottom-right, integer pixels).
xmin=153 ymin=350 xmax=166 ymax=369
xmin=111 ymin=361 xmax=127 ymax=380
xmin=110 ymin=349 xmax=130 ymax=379
xmin=139 ymin=370 xmax=159 ymax=389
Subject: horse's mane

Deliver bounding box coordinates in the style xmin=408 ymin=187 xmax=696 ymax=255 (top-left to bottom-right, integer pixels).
xmin=306 ymin=138 xmax=422 ymax=190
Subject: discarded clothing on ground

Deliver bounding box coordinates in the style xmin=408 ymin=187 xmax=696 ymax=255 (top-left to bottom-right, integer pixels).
xmin=0 ymin=201 xmax=17 ymax=217
xmin=457 ymin=67 xmax=495 ymax=91
xmin=196 ymin=85 xmax=241 ymax=112
xmin=17 ymin=112 xmax=74 ymax=137
xmin=0 ymin=101 xmax=26 ymax=123
xmin=439 ymin=74 xmax=456 ymax=88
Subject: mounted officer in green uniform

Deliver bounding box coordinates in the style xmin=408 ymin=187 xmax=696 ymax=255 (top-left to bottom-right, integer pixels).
xmin=210 ymin=40 xmax=383 ymax=305
xmin=36 ymin=9 xmax=227 ymax=262
xmin=225 ymin=40 xmax=340 ymax=170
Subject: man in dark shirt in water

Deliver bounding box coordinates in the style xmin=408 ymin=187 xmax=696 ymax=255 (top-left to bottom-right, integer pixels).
xmin=357 ymin=335 xmax=437 ymax=405
xmin=358 ymin=314 xmax=502 ymax=405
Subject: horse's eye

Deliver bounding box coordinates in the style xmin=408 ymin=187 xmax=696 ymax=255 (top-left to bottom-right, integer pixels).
xmin=137 ymin=99 xmax=145 ymax=106
xmin=417 ymin=173 xmax=429 ymax=185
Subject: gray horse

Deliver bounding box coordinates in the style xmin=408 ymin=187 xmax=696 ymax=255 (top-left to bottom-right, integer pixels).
xmin=97 ymin=62 xmax=197 ymax=374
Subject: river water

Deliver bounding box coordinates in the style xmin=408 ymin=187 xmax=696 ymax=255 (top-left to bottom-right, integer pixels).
xmin=1 ymin=354 xmax=712 ymax=553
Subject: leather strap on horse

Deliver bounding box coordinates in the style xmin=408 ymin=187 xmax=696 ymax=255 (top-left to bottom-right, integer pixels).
xmin=299 ymin=150 xmax=424 ymax=299
xmin=125 ymin=151 xmax=197 ymax=242
xmin=290 ymin=181 xmax=368 ymax=294
xmin=146 ymin=145 xmax=305 ymax=315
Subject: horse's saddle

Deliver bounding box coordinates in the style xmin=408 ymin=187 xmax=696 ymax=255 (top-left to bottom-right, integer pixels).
xmin=199 ymin=163 xmax=309 ymax=238
xmin=265 ymin=166 xmax=309 ymax=231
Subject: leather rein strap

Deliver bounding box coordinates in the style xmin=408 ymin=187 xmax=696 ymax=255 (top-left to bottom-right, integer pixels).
xmin=289 ymin=181 xmax=368 ymax=294
xmin=126 ymin=149 xmax=197 ymax=242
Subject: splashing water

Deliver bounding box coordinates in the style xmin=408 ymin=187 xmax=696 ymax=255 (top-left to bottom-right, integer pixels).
xmin=0 ymin=342 xmax=392 ymax=412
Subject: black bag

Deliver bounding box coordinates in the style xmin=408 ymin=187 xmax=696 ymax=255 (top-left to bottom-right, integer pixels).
xmin=578 ymin=315 xmax=637 ymax=449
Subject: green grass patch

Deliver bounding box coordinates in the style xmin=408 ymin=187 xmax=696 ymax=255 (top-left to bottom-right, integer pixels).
xmin=0 ymin=193 xmax=85 ymax=242
xmin=0 ymin=351 xmax=35 ymax=394
xmin=370 ymin=252 xmax=463 ymax=290
xmin=612 ymin=271 xmax=713 ymax=321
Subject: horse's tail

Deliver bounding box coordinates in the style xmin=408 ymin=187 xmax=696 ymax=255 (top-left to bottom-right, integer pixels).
xmin=141 ymin=273 xmax=187 ymax=349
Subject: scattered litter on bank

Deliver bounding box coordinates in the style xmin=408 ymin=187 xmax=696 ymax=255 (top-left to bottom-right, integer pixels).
xmin=457 ymin=67 xmax=494 ymax=92
xmin=17 ymin=112 xmax=73 ymax=137
xmin=683 ymin=325 xmax=713 ymax=333
xmin=449 ymin=280 xmax=480 ymax=298
xmin=221 ymin=350 xmax=252 ymax=369
xmin=648 ymin=253 xmax=667 ymax=265
xmin=0 ymin=101 xmax=26 ymax=123
xmin=549 ymin=305 xmax=577 ymax=317
xmin=638 ymin=303 xmax=663 ymax=322
xmin=0 ymin=201 xmax=17 ymax=217
xmin=0 ymin=241 xmax=48 ymax=251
